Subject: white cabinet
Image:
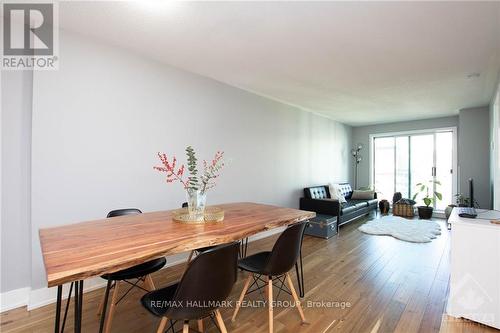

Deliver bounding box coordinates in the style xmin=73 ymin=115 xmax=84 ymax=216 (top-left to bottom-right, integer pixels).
xmin=447 ymin=209 xmax=500 ymax=329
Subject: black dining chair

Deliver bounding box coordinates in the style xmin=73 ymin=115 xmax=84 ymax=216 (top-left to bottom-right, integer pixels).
xmin=141 ymin=242 xmax=239 ymax=333
xmin=181 ymin=202 xmax=250 ymax=263
xmin=231 ymin=221 xmax=308 ymax=333
xmin=181 ymin=202 xmax=215 ymax=263
xmin=97 ymin=208 xmax=167 ymax=333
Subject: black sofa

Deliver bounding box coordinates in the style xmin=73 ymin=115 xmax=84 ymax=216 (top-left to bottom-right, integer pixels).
xmin=299 ymin=183 xmax=377 ymax=228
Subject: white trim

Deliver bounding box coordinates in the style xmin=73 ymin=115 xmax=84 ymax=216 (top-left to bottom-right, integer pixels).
xmin=0 ymin=287 xmax=30 ymax=312
xmin=26 ymin=252 xmax=191 ymax=310
xmin=1 ymin=228 xmax=284 ymax=313
xmin=368 ymin=127 xmax=458 ymax=139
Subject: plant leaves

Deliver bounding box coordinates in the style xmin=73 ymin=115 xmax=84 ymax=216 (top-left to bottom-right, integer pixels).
xmin=434 ymin=192 xmax=442 ymax=200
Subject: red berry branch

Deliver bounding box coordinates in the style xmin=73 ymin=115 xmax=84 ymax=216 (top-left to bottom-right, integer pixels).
xmin=154 ymin=147 xmax=226 ymax=194
xmin=153 ymin=152 xmax=188 ymax=188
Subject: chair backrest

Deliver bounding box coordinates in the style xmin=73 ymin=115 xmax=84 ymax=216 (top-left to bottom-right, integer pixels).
xmin=107 ymin=208 xmax=142 ymax=218
xmin=264 ymin=221 xmax=308 ymax=276
xmin=166 ymin=242 xmax=239 ymax=320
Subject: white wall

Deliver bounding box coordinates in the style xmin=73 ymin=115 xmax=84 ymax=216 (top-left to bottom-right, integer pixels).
xmin=1 ymin=70 xmax=33 ymax=295
xmin=22 ymin=30 xmax=352 ymax=292
xmin=491 ymin=80 xmax=500 ymax=210
xmin=458 ymin=107 xmax=491 ymax=209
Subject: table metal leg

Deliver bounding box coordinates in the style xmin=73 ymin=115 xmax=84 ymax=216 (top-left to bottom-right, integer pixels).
xmin=54 ymin=282 xmax=76 ymax=333
xmin=99 ymin=279 xmax=113 ymax=333
xmin=78 ymin=281 xmax=83 ymax=332
xmin=54 ymin=286 xmax=62 ymax=333
xmin=72 ymin=280 xmax=83 ymax=333
xmin=295 ymin=249 xmax=305 ymax=298
xmin=74 ymin=281 xmax=79 ymax=333
xmin=61 ymin=282 xmax=74 ymax=332
xmin=239 ymin=237 xmax=249 ymax=259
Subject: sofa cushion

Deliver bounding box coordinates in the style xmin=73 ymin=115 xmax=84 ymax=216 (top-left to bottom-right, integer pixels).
xmin=304 ymin=186 xmax=330 ymax=199
xmin=354 ymin=202 xmax=369 ymax=209
xmin=329 ymin=184 xmax=347 ymax=203
xmin=348 ymin=199 xmax=369 ymax=206
xmin=367 ymin=199 xmax=378 ymax=206
xmin=351 ymin=190 xmax=375 ymax=200
xmin=341 ymin=205 xmax=357 ymax=215
xmin=337 ymin=183 xmax=353 ymax=199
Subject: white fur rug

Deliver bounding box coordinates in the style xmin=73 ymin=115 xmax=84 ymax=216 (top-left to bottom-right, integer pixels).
xmin=358 ymin=216 xmax=441 ymax=243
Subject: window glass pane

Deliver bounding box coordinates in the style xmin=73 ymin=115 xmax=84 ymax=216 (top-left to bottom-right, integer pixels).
xmin=374 ymin=137 xmax=395 ymax=201
xmin=395 ymin=136 xmax=409 ymax=198
xmin=410 ymin=134 xmax=434 ymax=206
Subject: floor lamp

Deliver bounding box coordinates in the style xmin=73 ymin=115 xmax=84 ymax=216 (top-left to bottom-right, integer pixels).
xmin=351 ymin=144 xmax=363 ymax=189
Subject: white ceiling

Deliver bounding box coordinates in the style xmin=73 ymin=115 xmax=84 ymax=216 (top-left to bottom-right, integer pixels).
xmin=58 ymin=1 xmax=500 ymax=126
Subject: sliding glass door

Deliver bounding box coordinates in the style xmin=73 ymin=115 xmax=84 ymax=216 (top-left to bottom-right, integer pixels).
xmin=372 ymin=129 xmax=456 ymax=212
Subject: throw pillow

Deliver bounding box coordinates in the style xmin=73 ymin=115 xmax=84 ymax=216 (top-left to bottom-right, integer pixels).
xmin=351 ymin=190 xmax=375 ymax=200
xmin=329 ymin=183 xmax=347 ymax=203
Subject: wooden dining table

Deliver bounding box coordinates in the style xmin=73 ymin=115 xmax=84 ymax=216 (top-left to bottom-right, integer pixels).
xmin=39 ymin=202 xmax=315 ymax=333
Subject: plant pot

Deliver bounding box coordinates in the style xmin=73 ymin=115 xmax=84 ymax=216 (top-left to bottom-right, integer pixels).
xmin=417 ymin=206 xmax=433 ymax=219
xmin=379 ymin=200 xmax=390 ymax=214
xmin=445 ymin=205 xmax=456 ymax=220
xmin=392 ymin=192 xmax=402 ymax=204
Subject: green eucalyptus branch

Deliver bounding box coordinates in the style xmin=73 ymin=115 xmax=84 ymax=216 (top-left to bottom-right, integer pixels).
xmin=185 ymin=146 xmax=199 ymax=191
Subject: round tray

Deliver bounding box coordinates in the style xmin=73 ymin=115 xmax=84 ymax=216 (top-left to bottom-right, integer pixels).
xmin=172 ymin=206 xmax=225 ymax=224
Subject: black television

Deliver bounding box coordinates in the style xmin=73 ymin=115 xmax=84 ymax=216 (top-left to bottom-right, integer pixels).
xmin=469 ymin=178 xmax=474 ymax=208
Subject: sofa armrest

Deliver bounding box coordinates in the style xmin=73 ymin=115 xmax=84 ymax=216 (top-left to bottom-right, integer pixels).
xmin=299 ymin=198 xmax=340 ymax=216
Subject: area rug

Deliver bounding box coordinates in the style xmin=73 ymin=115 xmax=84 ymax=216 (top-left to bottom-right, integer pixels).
xmin=358 ymin=215 xmax=441 ymax=243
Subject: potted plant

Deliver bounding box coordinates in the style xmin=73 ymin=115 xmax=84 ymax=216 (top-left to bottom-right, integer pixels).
xmin=454 ymin=194 xmax=478 ymax=207
xmin=412 ymin=179 xmax=442 ymax=219
xmin=153 ymin=146 xmax=225 ymax=220
xmin=445 ymin=194 xmax=479 ymax=219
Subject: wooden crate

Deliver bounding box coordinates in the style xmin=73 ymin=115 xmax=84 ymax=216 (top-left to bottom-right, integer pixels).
xmin=393 ymin=203 xmax=415 ymax=217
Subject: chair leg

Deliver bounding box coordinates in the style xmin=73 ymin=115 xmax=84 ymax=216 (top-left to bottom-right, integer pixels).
xmin=264 ymin=276 xmax=269 ymax=300
xmin=232 ymin=273 xmax=252 ymax=322
xmin=182 ymin=321 xmax=190 ymax=333
xmin=286 ymin=273 xmax=306 ymax=323
xmin=97 ymin=282 xmax=114 ymax=317
xmin=267 ymin=277 xmax=273 ymax=333
xmin=197 ymin=319 xmax=204 ymax=332
xmin=214 ymin=310 xmax=228 ymax=333
xmin=157 ymin=317 xmax=168 ymax=333
xmin=144 ymin=274 xmax=156 ymax=291
xmin=103 ymin=281 xmax=120 ymax=333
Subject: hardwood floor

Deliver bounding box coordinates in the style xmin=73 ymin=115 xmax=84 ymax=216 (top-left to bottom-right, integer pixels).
xmin=1 ymin=214 xmax=498 ymax=333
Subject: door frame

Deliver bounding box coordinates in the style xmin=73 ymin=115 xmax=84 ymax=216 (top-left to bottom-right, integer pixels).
xmin=369 ymin=127 xmax=458 ymax=213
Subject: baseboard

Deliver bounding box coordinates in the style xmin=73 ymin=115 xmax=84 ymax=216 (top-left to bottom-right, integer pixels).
xmin=2 ymin=228 xmax=283 ymax=313
xmin=0 ymin=287 xmax=30 ymax=312
xmin=26 ymin=253 xmax=190 ymax=311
